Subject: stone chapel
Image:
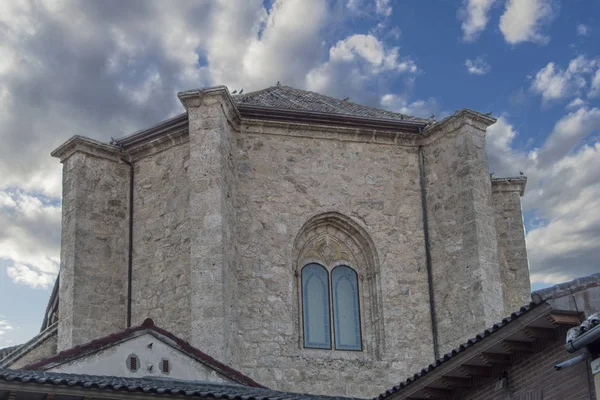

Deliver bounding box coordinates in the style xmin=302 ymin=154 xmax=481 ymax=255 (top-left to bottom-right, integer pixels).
xmin=0 ymin=85 xmax=532 ymax=397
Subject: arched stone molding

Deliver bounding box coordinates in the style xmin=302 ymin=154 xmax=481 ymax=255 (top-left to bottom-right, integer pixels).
xmin=292 ymin=212 xmax=384 ymax=359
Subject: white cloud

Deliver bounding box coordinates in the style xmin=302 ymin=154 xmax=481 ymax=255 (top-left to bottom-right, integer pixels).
xmin=375 ymin=0 xmax=392 ymax=17
xmin=499 ymin=0 xmax=555 ymax=45
xmin=0 ymin=0 xmax=423 ymax=290
xmin=380 ymin=94 xmax=438 ymax=118
xmin=346 ymin=0 xmax=392 ymax=17
xmin=306 ymin=34 xmax=417 ymax=102
xmin=530 ymin=56 xmax=597 ymax=102
xmin=465 ymin=56 xmax=491 ymax=75
xmin=577 ymin=24 xmax=589 ymax=37
xmin=0 ymin=318 xmax=14 ymax=336
xmin=459 ymin=0 xmax=497 ymax=42
xmin=566 ymin=98 xmax=586 ymax=110
xmin=486 ymin=109 xmax=600 ymax=286
xmin=590 ymin=69 xmax=600 ymax=97
xmin=0 ymin=190 xmax=60 ymax=288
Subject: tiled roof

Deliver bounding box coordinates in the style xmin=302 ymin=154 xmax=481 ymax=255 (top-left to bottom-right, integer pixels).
xmin=376 ymin=272 xmax=600 ymax=399
xmin=234 ymin=86 xmax=428 ymax=123
xmin=23 ymin=318 xmax=263 ymax=388
xmin=0 ymin=369 xmax=360 ymax=400
xmin=376 ymin=303 xmax=539 ymax=399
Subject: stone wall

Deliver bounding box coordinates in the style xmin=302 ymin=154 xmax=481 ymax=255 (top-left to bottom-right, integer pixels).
xmin=422 ymin=112 xmax=504 ymax=356
xmin=131 ymin=142 xmax=192 ymax=339
xmin=54 ymin=141 xmax=129 ymax=350
xmin=223 ymin=120 xmax=434 ymax=396
xmin=181 ymin=88 xmax=240 ymax=362
xmin=51 ymin=91 xmax=531 ymax=398
xmin=491 ymin=178 xmax=530 ymax=315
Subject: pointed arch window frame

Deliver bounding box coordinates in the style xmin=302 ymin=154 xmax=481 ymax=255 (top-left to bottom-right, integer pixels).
xmin=300 ymin=262 xmax=363 ymax=351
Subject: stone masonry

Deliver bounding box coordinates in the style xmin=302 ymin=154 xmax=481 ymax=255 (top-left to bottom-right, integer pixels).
xmin=49 ymin=85 xmax=532 ymax=397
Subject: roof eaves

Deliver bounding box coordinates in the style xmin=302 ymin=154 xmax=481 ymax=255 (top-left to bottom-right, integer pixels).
xmin=375 ymin=302 xmax=548 ymax=399
xmin=112 ymin=113 xmax=188 ymax=148
xmin=238 ymin=104 xmax=427 ymax=133
xmin=0 ymin=369 xmax=363 ymax=400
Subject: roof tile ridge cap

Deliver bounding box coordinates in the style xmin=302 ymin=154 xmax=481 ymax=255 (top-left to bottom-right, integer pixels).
xmin=531 ymin=272 xmax=600 ymax=303
xmin=148 ymin=325 xmax=265 ymax=388
xmin=22 ymin=324 xmax=147 ymax=370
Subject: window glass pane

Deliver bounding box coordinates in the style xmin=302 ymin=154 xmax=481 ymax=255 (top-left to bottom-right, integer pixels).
xmin=332 ymin=266 xmax=361 ymax=350
xmin=302 ymin=263 xmax=331 ymax=349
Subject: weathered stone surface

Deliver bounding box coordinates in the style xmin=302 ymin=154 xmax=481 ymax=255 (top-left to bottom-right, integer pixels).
xmin=50 ymin=89 xmax=530 ymax=398
xmin=57 ymin=151 xmax=128 ymax=350
xmin=492 ymin=178 xmax=530 ymax=315
xmin=423 ymin=113 xmax=504 ymax=356
xmin=131 ymin=143 xmax=191 ymax=339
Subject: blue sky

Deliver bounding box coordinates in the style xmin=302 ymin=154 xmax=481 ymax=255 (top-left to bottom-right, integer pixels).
xmin=1 ymin=0 xmax=600 ymax=347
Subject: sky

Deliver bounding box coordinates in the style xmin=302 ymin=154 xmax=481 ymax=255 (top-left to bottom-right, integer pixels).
xmin=1 ymin=0 xmax=599 ymax=348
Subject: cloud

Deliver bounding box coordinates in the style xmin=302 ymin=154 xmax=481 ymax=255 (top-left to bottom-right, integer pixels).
xmin=459 ymin=0 xmax=497 ymax=42
xmin=590 ymin=70 xmax=600 ymax=98
xmin=0 ymin=318 xmax=14 ymax=336
xmin=306 ymin=34 xmax=417 ymax=103
xmin=375 ymin=0 xmax=392 ymax=17
xmin=499 ymin=0 xmax=555 ymax=45
xmin=346 ymin=0 xmax=393 ymax=17
xmin=380 ymin=94 xmax=438 ymax=118
xmin=465 ymin=56 xmax=491 ymax=75
xmin=0 ymin=1 xmax=422 ymax=288
xmin=577 ymin=24 xmax=589 ymax=37
xmin=486 ymin=109 xmax=600 ymax=285
xmin=0 ymin=190 xmax=61 ymax=288
xmin=566 ymin=98 xmax=586 ymax=110
xmin=530 ymin=56 xmax=597 ymax=102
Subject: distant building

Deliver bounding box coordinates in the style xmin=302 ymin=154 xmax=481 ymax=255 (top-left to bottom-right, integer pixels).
xmin=0 ymin=85 xmax=533 ymax=397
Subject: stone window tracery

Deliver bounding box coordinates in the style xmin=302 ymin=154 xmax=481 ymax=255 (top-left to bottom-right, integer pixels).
xmin=293 ymin=212 xmax=383 ymax=356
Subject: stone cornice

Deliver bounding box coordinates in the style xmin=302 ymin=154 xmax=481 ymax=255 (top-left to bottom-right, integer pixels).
xmin=124 ymin=125 xmax=188 ymax=162
xmin=177 ymin=85 xmax=242 ymax=124
xmin=242 ymin=118 xmax=421 ymax=147
xmin=491 ymin=176 xmax=527 ymax=196
xmin=51 ymin=136 xmax=121 ymax=162
xmin=420 ymin=108 xmax=497 ymax=145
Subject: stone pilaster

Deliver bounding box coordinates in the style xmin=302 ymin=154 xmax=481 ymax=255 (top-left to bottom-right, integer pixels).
xmin=51 ymin=137 xmax=129 ymax=350
xmin=492 ymin=177 xmax=531 ymax=315
xmin=422 ymin=110 xmax=504 ymax=355
xmin=178 ymin=87 xmax=240 ymax=361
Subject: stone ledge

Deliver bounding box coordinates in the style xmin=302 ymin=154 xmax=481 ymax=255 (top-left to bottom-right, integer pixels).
xmin=51 ymin=135 xmax=121 ymax=163
xmin=177 ymin=85 xmax=241 ymax=124
xmin=491 ymin=176 xmax=527 ymax=196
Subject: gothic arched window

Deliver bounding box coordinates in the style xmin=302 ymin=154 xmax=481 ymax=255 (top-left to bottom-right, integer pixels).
xmin=301 ymin=263 xmax=331 ymax=349
xmin=332 ymin=265 xmax=361 ymax=350
xmin=301 ymin=262 xmax=362 ymax=351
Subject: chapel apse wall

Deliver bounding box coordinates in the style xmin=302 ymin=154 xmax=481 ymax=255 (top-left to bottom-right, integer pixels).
xmin=49 ymin=87 xmax=532 ymax=398
xmin=222 ymin=120 xmax=435 ymax=394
